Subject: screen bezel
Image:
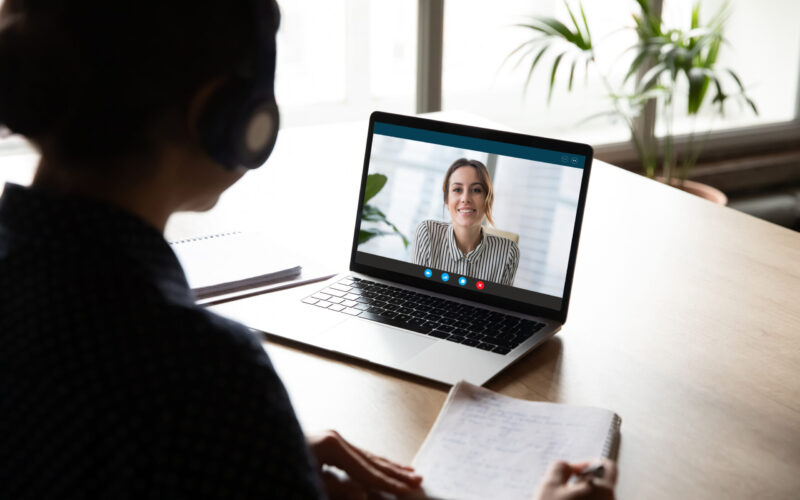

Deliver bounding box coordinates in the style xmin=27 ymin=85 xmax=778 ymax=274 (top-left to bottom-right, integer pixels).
xmin=349 ymin=111 xmax=593 ymax=324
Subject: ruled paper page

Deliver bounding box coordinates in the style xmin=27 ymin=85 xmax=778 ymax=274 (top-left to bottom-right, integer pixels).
xmin=412 ymin=381 xmax=619 ymax=500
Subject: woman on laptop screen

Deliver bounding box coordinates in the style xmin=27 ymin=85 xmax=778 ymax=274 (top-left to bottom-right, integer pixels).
xmin=412 ymin=158 xmax=521 ymax=286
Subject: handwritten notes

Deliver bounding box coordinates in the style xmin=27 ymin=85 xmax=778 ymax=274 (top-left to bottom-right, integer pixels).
xmin=413 ymin=382 xmax=620 ymax=500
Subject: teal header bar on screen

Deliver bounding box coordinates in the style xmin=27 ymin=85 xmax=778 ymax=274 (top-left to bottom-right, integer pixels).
xmin=373 ymin=122 xmax=585 ymax=169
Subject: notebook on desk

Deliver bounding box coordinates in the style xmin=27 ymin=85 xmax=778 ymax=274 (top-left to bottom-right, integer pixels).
xmin=211 ymin=112 xmax=593 ymax=385
xmin=412 ymin=381 xmax=621 ymax=500
xmin=170 ymin=231 xmax=302 ymax=299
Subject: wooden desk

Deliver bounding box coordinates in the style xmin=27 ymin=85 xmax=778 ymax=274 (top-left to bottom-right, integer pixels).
xmin=172 ymin=118 xmax=800 ymax=500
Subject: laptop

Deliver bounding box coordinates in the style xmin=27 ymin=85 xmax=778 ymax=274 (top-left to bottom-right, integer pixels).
xmin=211 ymin=112 xmax=592 ymax=386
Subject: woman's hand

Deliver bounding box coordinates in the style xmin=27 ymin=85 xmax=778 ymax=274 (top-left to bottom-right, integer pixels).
xmin=307 ymin=430 xmax=423 ymax=499
xmin=533 ymin=459 xmax=617 ymax=500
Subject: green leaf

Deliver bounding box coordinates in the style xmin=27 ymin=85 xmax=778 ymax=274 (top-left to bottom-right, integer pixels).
xmin=709 ymin=75 xmax=727 ymax=112
xmin=724 ymin=69 xmax=758 ymax=115
xmin=745 ymin=96 xmax=759 ymax=115
xmin=659 ymin=42 xmax=677 ymax=58
xmin=528 ymin=16 xmax=588 ymax=49
xmin=503 ymin=39 xmax=532 ymax=67
xmin=516 ymin=21 xmax=561 ymax=39
xmin=568 ymin=59 xmax=577 ymax=91
xmin=359 ymin=228 xmax=394 ymax=245
xmin=538 ymin=17 xmax=575 ymax=42
xmin=638 ymin=1 xmax=662 ymax=37
xmin=624 ymin=49 xmax=650 ymax=84
xmin=686 ymin=27 xmax=714 ymax=40
xmin=686 ymin=32 xmax=721 ymax=62
xmin=565 ymin=1 xmax=583 ymax=41
xmin=516 ymin=17 xmax=581 ymax=48
xmin=358 ymin=229 xmax=376 ymax=244
xmin=638 ymin=62 xmax=667 ymax=92
xmin=695 ymin=67 xmax=716 ymax=111
xmin=725 ymin=68 xmax=745 ymax=92
xmin=674 ymin=47 xmax=691 ymax=66
xmin=687 ymin=67 xmax=707 ymax=114
xmin=503 ymin=37 xmax=542 ymax=70
xmin=708 ymin=1 xmax=731 ymax=31
xmin=633 ymin=86 xmax=669 ymax=104
xmin=361 ymin=204 xmax=388 ymax=222
xmin=584 ymin=57 xmax=590 ymax=85
xmin=363 ymin=173 xmax=387 ymax=204
xmin=360 ymin=199 xmax=409 ymax=248
xmin=704 ymin=34 xmax=721 ymax=67
xmin=579 ymin=2 xmax=592 ymax=47
xmin=386 ymin=222 xmax=410 ymax=248
xmin=548 ymin=52 xmax=566 ymax=103
xmin=360 ymin=222 xmax=409 ymax=248
xmin=611 ymin=85 xmax=667 ymax=107
xmin=509 ymin=45 xmax=539 ymax=72
xmin=632 ymin=12 xmax=644 ymax=33
xmin=523 ymin=45 xmax=550 ymax=94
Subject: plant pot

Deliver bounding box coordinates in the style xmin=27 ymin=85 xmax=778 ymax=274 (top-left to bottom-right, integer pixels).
xmin=656 ymin=177 xmax=728 ymax=206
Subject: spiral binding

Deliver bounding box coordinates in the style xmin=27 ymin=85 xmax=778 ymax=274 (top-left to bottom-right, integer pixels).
xmin=602 ymin=414 xmax=622 ymax=459
xmin=168 ymin=231 xmax=242 ymax=246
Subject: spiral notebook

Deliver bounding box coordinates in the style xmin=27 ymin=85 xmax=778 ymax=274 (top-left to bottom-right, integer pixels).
xmin=169 ymin=231 xmax=302 ymax=299
xmin=412 ymin=381 xmax=621 ymax=500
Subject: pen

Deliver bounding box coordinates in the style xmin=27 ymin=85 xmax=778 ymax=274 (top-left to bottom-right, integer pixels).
xmin=577 ymin=463 xmax=605 ymax=479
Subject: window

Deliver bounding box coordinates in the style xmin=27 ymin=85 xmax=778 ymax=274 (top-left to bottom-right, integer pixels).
xmin=661 ymin=0 xmax=800 ymax=136
xmin=275 ymin=0 xmax=417 ymax=126
xmin=1 ymin=0 xmax=798 ymax=182
xmin=440 ymin=0 xmax=800 ymax=157
xmin=441 ymin=0 xmax=640 ymax=145
xmin=0 ymin=0 xmax=419 ymax=188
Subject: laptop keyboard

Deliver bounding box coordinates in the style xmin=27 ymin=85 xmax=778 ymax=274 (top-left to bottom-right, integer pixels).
xmin=302 ymin=276 xmax=546 ymax=355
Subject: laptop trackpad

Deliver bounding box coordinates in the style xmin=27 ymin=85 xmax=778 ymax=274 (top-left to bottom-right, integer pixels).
xmin=322 ymin=320 xmax=436 ymax=366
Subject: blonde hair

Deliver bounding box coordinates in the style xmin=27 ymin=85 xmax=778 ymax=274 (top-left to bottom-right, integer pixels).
xmin=442 ymin=158 xmax=495 ymax=226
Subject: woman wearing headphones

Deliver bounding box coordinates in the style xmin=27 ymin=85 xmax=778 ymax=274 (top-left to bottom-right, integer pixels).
xmin=0 ymin=0 xmax=422 ymax=497
xmin=0 ymin=1 xmax=615 ymax=498
xmin=412 ymin=158 xmax=521 ymax=286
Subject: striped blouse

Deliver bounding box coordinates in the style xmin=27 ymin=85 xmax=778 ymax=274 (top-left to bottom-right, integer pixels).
xmin=411 ymin=219 xmax=520 ymax=286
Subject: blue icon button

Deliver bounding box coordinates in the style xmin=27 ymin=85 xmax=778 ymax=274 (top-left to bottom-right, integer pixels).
xmin=458 ymin=276 xmax=467 ymax=286
xmin=424 ymin=268 xmax=432 ymax=278
xmin=441 ymin=273 xmax=450 ymax=282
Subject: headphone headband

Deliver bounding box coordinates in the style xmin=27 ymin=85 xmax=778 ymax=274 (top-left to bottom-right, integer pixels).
xmin=198 ymin=0 xmax=280 ymax=170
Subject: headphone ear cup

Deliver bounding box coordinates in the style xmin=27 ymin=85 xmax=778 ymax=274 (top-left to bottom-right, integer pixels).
xmin=198 ymin=79 xmax=279 ymax=170
xmin=238 ymin=97 xmax=279 ymax=168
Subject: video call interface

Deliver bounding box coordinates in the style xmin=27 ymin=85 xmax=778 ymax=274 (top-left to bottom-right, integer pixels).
xmin=354 ymin=121 xmax=586 ymax=312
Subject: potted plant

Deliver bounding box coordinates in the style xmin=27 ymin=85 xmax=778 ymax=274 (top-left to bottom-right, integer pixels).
xmin=508 ymin=0 xmax=757 ymax=203
xmin=359 ymin=173 xmax=409 ymax=247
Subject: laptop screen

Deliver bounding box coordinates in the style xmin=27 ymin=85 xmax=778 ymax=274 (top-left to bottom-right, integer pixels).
xmin=351 ymin=112 xmax=592 ymax=321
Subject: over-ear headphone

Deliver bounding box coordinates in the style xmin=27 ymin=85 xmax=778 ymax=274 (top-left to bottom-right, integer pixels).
xmin=198 ymin=0 xmax=280 ymax=170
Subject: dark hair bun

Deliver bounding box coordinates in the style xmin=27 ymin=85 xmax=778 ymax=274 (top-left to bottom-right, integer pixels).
xmin=0 ymin=1 xmax=278 ymax=164
xmin=0 ymin=15 xmax=74 ymax=136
